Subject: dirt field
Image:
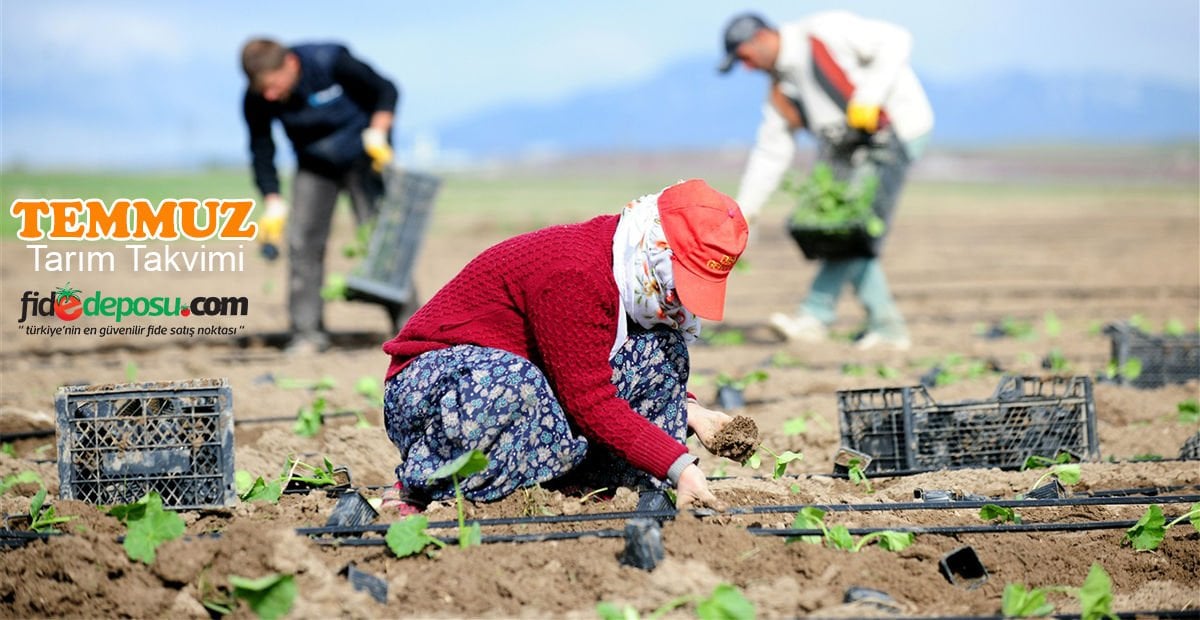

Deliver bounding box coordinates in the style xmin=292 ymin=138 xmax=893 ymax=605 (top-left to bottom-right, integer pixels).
xmin=1 ymin=148 xmax=1198 ymax=618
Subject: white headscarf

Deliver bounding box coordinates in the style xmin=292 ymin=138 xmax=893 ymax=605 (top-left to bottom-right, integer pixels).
xmin=610 ymin=191 xmax=701 ymax=358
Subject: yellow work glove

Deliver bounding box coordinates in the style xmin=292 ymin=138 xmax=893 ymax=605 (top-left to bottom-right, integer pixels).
xmin=258 ymin=194 xmax=288 ymax=261
xmin=846 ymin=101 xmax=881 ymax=133
xmin=362 ymin=127 xmax=393 ymax=173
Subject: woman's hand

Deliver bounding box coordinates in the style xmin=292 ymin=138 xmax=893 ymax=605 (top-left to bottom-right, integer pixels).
xmin=675 ymin=463 xmax=722 ymax=510
xmin=687 ymin=400 xmax=734 ymax=456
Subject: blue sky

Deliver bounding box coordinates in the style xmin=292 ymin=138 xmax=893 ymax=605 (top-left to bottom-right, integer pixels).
xmin=2 ymin=1 xmax=1197 ymax=168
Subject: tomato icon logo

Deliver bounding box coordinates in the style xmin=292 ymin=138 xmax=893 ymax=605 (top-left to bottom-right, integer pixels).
xmin=53 ymin=283 xmax=83 ymax=321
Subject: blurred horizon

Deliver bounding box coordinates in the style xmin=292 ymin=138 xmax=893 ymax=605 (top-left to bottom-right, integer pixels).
xmin=2 ymin=1 xmax=1198 ymax=172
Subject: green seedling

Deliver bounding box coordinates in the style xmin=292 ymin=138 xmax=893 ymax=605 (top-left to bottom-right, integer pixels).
xmin=1043 ymin=311 xmax=1062 ymax=338
xmin=696 ymin=583 xmax=755 ymax=620
xmin=1022 ymin=452 xmax=1073 ymax=470
xmin=283 ymin=456 xmax=341 ymax=488
xmin=355 ymin=375 xmax=385 ymax=407
xmin=1031 ymin=463 xmax=1081 ymax=491
xmin=980 ymin=504 xmax=1022 ymax=524
xmin=787 ymin=506 xmax=914 ymax=552
xmin=293 ymin=395 xmax=328 ymax=437
xmin=1127 ymin=314 xmax=1148 ymax=331
xmin=386 ymin=515 xmax=447 ymax=558
xmin=1001 ymin=583 xmax=1056 ymax=617
xmin=704 ymin=329 xmax=746 ymax=347
xmin=744 ymin=450 xmax=762 ymax=470
xmin=342 ymin=222 xmax=374 ymax=259
xmin=234 ymin=470 xmax=283 ymax=504
xmin=1104 ymin=357 xmax=1143 ymax=382
xmin=108 ymin=491 xmax=185 ymax=564
xmin=1123 ymin=503 xmax=1200 ymax=551
xmin=1 ymin=443 xmax=14 ymax=457
xmin=1130 ymin=453 xmax=1162 ymax=462
xmin=1044 ymin=348 xmax=1071 ymax=373
xmin=1078 ymin=563 xmax=1115 ymax=620
xmin=782 ymin=411 xmax=832 ymax=437
xmin=429 ymin=449 xmax=489 ymax=548
xmin=847 ymin=458 xmax=873 ymax=493
xmin=875 ymin=364 xmax=900 ymax=379
xmin=786 ymin=163 xmax=883 ymax=236
xmin=1177 ymin=398 xmax=1199 ymax=424
xmin=124 ymin=361 xmax=139 ymax=382
xmin=320 ymin=272 xmax=348 ymax=301
xmin=203 ymin=573 xmax=297 ymax=620
xmin=999 ymin=564 xmax=1115 ymax=620
xmin=768 ymin=351 xmax=803 ymax=368
xmin=714 ymin=369 xmax=768 ymax=391
xmin=1163 ymin=318 xmax=1186 ymax=336
xmin=1 ymin=470 xmax=42 ymax=495
xmin=841 ymin=362 xmax=867 ymax=377
xmin=276 ymin=375 xmax=337 ymax=391
xmin=28 ymin=487 xmax=74 ymax=533
xmin=596 ymin=583 xmax=752 ymax=620
xmin=999 ymin=316 xmax=1036 ymax=340
xmin=756 ymin=445 xmax=803 ymax=479
xmin=229 ymin=574 xmax=296 ymax=620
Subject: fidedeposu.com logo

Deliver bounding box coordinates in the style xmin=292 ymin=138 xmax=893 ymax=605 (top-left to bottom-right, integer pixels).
xmin=18 ymin=283 xmax=248 ymax=323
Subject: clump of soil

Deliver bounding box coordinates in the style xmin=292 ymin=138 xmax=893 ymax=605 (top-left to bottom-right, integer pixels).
xmin=710 ymin=415 xmax=759 ymax=462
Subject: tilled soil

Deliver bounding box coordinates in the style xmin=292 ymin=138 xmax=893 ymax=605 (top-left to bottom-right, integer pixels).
xmin=1 ymin=154 xmax=1198 ymax=618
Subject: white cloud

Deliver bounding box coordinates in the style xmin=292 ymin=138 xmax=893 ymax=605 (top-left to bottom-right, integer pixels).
xmin=9 ymin=5 xmax=189 ymax=76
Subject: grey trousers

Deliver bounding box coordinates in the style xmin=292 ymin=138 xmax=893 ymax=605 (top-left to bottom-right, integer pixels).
xmin=287 ymin=163 xmax=382 ymax=336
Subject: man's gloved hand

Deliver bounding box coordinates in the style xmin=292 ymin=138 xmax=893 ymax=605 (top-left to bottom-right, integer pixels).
xmin=361 ymin=127 xmax=393 ymax=173
xmin=258 ymin=194 xmax=288 ymax=261
xmin=846 ymin=101 xmax=881 ymax=133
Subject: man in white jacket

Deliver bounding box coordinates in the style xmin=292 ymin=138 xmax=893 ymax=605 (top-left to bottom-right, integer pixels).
xmin=719 ymin=12 xmax=933 ymax=350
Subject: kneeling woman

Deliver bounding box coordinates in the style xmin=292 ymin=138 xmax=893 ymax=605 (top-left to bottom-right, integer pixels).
xmin=380 ymin=179 xmax=748 ymax=511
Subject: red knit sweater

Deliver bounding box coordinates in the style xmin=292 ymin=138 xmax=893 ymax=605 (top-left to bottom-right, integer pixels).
xmin=382 ymin=215 xmax=688 ymax=479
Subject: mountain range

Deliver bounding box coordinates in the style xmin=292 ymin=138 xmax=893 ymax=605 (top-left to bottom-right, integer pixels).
xmin=434 ymin=56 xmax=1200 ymax=160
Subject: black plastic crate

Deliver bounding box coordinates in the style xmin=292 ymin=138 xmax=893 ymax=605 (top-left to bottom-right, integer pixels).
xmin=55 ymin=379 xmax=236 ymax=509
xmin=837 ymin=375 xmax=1099 ymax=474
xmin=1104 ymin=322 xmax=1200 ymax=389
xmin=345 ymin=169 xmax=441 ymax=331
xmin=787 ymin=221 xmax=878 ymax=260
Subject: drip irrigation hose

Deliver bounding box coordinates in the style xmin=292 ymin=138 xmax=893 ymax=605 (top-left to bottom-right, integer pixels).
xmin=310 ymin=528 xmax=625 ymax=546
xmin=747 ymin=517 xmax=1166 ymax=537
xmin=233 ymin=410 xmax=362 ymax=425
xmin=722 ymin=494 xmax=1200 ymax=516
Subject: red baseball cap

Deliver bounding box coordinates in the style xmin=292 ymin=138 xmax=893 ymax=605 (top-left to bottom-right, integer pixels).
xmin=658 ymin=179 xmax=749 ymax=321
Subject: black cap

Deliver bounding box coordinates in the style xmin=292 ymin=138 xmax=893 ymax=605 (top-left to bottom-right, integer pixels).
xmin=718 ymin=13 xmax=770 ymax=74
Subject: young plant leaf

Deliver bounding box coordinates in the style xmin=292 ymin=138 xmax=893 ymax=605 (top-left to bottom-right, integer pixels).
xmin=229 ymin=573 xmax=297 ymax=620
xmin=121 ymin=492 xmax=185 ymax=564
xmin=1 ymin=470 xmax=43 ymax=495
xmin=745 ymin=451 xmax=762 ymax=470
xmin=825 ymin=524 xmax=856 ymax=550
xmin=772 ymin=451 xmax=803 ymax=479
xmin=1077 ymin=563 xmax=1114 ymax=620
xmin=385 ymin=515 xmax=445 ymax=557
xmin=695 ymin=583 xmax=755 ymax=620
xmin=980 ymin=504 xmax=1021 ymax=524
xmin=235 ymin=471 xmax=282 ymax=504
xmin=430 ymin=449 xmax=489 ymax=480
xmin=847 ymin=459 xmax=873 ymax=493
xmin=782 ymin=416 xmax=807 ymax=436
xmin=595 ymin=602 xmax=640 ymax=620
xmin=787 ymin=507 xmax=826 ymax=545
xmin=1001 ymin=583 xmax=1055 ymax=618
xmin=1124 ymin=505 xmax=1165 ymax=551
xmin=851 ymin=530 xmax=914 ymax=552
xmin=1177 ymin=398 xmax=1200 ymax=424
xmin=459 ymin=522 xmax=483 ymax=548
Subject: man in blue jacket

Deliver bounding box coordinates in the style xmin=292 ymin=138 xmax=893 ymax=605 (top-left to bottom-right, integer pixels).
xmin=241 ymin=38 xmax=398 ymax=353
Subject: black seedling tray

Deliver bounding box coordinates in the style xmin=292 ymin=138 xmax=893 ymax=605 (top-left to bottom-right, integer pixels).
xmin=55 ymin=379 xmax=236 ymax=509
xmin=1104 ymin=322 xmax=1200 ymax=389
xmin=837 ymin=375 xmax=1099 ymax=474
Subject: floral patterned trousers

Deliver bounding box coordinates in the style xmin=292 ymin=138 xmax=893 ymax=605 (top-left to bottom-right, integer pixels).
xmin=383 ymin=327 xmax=689 ymax=502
